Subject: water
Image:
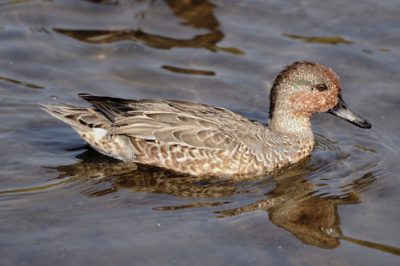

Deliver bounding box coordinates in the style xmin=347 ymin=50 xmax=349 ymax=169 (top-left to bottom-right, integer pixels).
xmin=1 ymin=0 xmax=400 ymax=265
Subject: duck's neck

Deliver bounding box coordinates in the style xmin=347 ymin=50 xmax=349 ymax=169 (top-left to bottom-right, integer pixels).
xmin=268 ymin=109 xmax=313 ymax=136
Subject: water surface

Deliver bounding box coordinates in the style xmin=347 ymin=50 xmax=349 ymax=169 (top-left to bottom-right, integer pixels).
xmin=1 ymin=0 xmax=400 ymax=265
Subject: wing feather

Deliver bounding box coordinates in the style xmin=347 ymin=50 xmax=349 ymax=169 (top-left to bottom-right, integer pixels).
xmin=79 ymin=94 xmax=265 ymax=151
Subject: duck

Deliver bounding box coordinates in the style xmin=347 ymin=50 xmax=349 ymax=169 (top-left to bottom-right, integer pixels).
xmin=41 ymin=61 xmax=371 ymax=178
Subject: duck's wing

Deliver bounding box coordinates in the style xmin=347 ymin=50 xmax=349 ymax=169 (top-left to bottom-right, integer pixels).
xmin=79 ymin=94 xmax=264 ymax=151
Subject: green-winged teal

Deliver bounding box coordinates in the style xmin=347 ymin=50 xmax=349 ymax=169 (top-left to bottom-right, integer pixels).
xmin=41 ymin=61 xmax=371 ymax=178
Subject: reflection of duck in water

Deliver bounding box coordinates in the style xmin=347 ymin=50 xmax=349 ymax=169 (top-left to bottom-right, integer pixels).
xmin=55 ymin=148 xmax=237 ymax=198
xmin=41 ymin=61 xmax=371 ymax=178
xmin=215 ymin=171 xmax=400 ymax=255
xmin=216 ymin=169 xmax=374 ymax=249
xmin=52 ymin=150 xmax=400 ymax=255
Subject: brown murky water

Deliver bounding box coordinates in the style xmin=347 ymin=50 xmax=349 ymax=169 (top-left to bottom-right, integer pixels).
xmin=1 ymin=0 xmax=400 ymax=265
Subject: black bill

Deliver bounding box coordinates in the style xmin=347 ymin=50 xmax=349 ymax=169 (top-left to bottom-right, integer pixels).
xmin=328 ymin=95 xmax=371 ymax=129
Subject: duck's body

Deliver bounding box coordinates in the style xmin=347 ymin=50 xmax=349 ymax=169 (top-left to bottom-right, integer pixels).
xmin=41 ymin=61 xmax=370 ymax=178
xmin=42 ymin=97 xmax=313 ymax=177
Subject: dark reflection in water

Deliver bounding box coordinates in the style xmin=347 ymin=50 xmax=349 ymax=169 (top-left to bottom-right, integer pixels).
xmin=0 ymin=75 xmax=43 ymax=90
xmin=84 ymin=0 xmax=120 ymax=5
xmin=49 ymin=146 xmax=400 ymax=255
xmin=54 ymin=0 xmax=243 ymax=55
xmin=165 ymin=0 xmax=219 ymax=30
xmin=162 ymin=65 xmax=216 ymax=76
xmin=217 ymin=172 xmax=373 ymax=249
xmin=283 ymin=33 xmax=353 ymax=45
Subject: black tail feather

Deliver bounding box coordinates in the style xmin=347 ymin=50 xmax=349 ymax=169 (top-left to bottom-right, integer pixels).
xmin=78 ymin=93 xmax=133 ymax=121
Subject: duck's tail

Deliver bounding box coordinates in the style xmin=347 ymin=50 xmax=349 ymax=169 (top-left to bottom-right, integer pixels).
xmin=39 ymin=104 xmax=112 ymax=132
xmin=40 ymin=103 xmax=137 ymax=161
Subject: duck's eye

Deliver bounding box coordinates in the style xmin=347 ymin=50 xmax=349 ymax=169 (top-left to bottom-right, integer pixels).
xmin=316 ymin=84 xmax=328 ymax=91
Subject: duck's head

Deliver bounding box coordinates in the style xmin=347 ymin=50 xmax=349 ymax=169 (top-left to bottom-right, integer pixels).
xmin=269 ymin=61 xmax=371 ymax=129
